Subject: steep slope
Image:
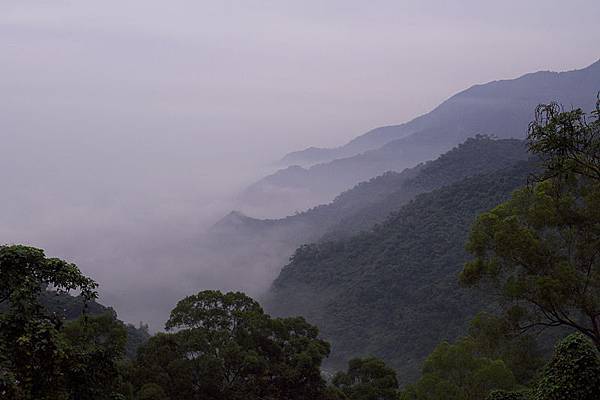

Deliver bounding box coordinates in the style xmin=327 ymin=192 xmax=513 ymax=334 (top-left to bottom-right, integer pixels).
xmin=246 ymin=60 xmax=600 ymax=213
xmin=202 ymin=137 xmax=528 ymax=301
xmin=264 ymin=161 xmax=534 ymax=384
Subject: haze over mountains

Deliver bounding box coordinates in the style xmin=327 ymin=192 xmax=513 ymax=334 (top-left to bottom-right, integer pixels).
xmin=240 ymin=60 xmax=600 ymax=216
xmin=187 ymin=60 xmax=600 ymax=378
xmin=202 ymin=60 xmax=600 ymax=304
xmin=4 ymin=4 xmax=600 ymax=394
xmin=265 ymin=160 xmax=535 ymax=383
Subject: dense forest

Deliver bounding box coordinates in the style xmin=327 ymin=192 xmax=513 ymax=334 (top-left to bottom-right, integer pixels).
xmin=2 ymin=101 xmax=600 ymax=400
xmin=267 ymin=159 xmax=535 ymax=382
xmin=205 ymin=137 xmax=530 ymax=300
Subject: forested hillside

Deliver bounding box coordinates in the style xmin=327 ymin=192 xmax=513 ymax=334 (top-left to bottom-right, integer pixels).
xmin=203 ymin=137 xmax=529 ymax=294
xmin=265 ymin=160 xmax=535 ymax=383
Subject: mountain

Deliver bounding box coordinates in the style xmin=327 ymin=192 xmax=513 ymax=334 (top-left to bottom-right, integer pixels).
xmin=263 ymin=160 xmax=535 ymax=384
xmin=245 ymin=60 xmax=600 ymax=215
xmin=203 ymin=137 xmax=529 ymax=298
xmin=279 ymin=124 xmax=416 ymax=167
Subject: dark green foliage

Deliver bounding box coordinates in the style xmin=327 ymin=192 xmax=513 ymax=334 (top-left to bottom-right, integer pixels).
xmin=467 ymin=313 xmax=544 ymax=384
xmin=0 ymin=245 xmax=133 ymax=399
xmin=486 ymin=390 xmax=530 ymax=400
xmin=323 ymin=137 xmax=528 ymax=239
xmin=528 ymin=100 xmax=600 ymax=182
xmin=0 ymin=244 xmax=97 ymax=308
xmin=331 ymin=357 xmax=399 ymax=400
xmin=401 ymin=338 xmax=518 ymax=400
xmin=133 ymin=290 xmax=330 ymax=400
xmin=267 ymin=161 xmax=533 ymax=382
xmin=533 ymin=333 xmax=600 ymax=400
xmin=0 ymin=245 xmax=97 ymax=399
xmin=489 ymin=334 xmax=600 ymax=400
xmin=124 ymin=322 xmax=150 ymax=359
xmin=401 ymin=313 xmax=544 ymax=400
xmin=461 ymin=104 xmax=600 ymax=347
xmin=36 ymin=289 xmax=150 ymax=359
xmin=62 ymin=312 xmax=128 ymax=399
xmin=133 ymin=333 xmax=194 ymax=400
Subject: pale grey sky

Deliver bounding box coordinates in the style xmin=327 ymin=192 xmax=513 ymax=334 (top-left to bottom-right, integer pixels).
xmin=1 ymin=0 xmax=599 ymax=327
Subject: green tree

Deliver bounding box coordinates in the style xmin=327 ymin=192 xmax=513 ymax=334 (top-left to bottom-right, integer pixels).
xmin=0 ymin=245 xmax=97 ymax=399
xmin=533 ymin=333 xmax=600 ymax=400
xmin=132 ymin=333 xmax=194 ymax=400
xmin=527 ymin=100 xmax=600 ymax=182
xmin=467 ymin=313 xmax=543 ymax=384
xmin=62 ymin=312 xmax=128 ymax=399
xmin=401 ymin=338 xmax=518 ymax=400
xmin=460 ymin=101 xmax=600 ymax=347
xmin=331 ymin=357 xmax=399 ymax=400
xmin=134 ymin=290 xmax=330 ymax=400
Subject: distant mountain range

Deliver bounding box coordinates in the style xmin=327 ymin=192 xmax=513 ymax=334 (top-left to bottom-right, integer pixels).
xmin=241 ymin=59 xmax=600 ymax=215
xmin=205 ymin=137 xmax=529 ymax=298
xmin=200 ymin=59 xmax=600 ymax=383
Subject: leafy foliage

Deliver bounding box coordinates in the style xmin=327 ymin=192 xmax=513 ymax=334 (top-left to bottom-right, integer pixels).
xmin=467 ymin=313 xmax=544 ymax=385
xmin=133 ymin=290 xmax=331 ymax=400
xmin=486 ymin=390 xmax=530 ymax=400
xmin=400 ymin=313 xmax=544 ymax=400
xmin=0 ymin=245 xmax=135 ymax=400
xmin=62 ymin=312 xmax=128 ymax=399
xmin=0 ymin=245 xmax=97 ymax=399
xmin=533 ymin=333 xmax=600 ymax=400
xmin=35 ymin=289 xmax=150 ymax=359
xmin=331 ymin=357 xmax=399 ymax=400
xmin=461 ymin=104 xmax=600 ymax=347
xmin=528 ymin=100 xmax=600 ymax=182
xmin=267 ymin=161 xmax=533 ymax=382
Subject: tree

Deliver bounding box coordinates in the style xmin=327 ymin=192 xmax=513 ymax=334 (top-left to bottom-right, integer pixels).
xmin=467 ymin=313 xmax=543 ymax=384
xmin=401 ymin=338 xmax=518 ymax=400
xmin=133 ymin=290 xmax=331 ymax=400
xmin=331 ymin=357 xmax=399 ymax=400
xmin=132 ymin=333 xmax=194 ymax=400
xmin=532 ymin=333 xmax=600 ymax=400
xmin=460 ymin=101 xmax=600 ymax=347
xmin=62 ymin=312 xmax=128 ymax=399
xmin=528 ymin=100 xmax=600 ymax=182
xmin=0 ymin=244 xmax=98 ymax=399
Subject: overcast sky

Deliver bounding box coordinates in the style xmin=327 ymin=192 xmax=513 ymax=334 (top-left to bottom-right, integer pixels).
xmin=1 ymin=0 xmax=599 ymax=327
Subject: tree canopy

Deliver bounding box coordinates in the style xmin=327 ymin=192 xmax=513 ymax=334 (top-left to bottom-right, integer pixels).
xmin=133 ymin=290 xmax=330 ymax=400
xmin=330 ymin=357 xmax=399 ymax=400
xmin=461 ymin=102 xmax=600 ymax=347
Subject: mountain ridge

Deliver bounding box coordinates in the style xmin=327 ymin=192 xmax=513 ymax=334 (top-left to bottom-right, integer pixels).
xmin=279 ymin=58 xmax=600 ymax=168
xmin=247 ymin=59 xmax=600 ymax=215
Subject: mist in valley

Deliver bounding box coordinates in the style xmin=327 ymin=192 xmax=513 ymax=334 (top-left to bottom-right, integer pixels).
xmin=1 ymin=0 xmax=599 ymax=331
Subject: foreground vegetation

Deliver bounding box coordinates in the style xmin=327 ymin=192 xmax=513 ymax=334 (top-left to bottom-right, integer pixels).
xmin=1 ymin=100 xmax=599 ymax=399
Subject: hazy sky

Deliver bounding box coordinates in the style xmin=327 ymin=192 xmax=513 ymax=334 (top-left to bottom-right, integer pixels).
xmin=1 ymin=0 xmax=599 ymax=327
